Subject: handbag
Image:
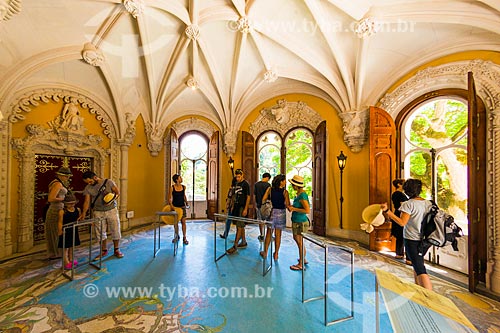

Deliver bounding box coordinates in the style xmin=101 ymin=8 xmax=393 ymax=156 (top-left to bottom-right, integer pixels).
xmin=260 ymin=200 xmax=273 ymax=220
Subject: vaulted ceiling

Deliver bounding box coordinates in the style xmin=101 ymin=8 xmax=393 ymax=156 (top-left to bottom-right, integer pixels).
xmin=1 ymin=0 xmax=500 ymax=148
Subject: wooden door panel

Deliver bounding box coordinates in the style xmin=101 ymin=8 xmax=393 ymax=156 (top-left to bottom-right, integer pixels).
xmin=369 ymin=107 xmax=396 ymax=251
xmin=313 ymin=121 xmax=326 ymax=235
xmin=242 ymin=131 xmax=256 ymax=218
xmin=207 ymin=132 xmax=219 ymax=220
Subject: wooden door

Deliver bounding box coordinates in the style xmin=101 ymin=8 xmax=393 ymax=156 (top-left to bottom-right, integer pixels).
xmin=313 ymin=121 xmax=326 ymax=236
xmin=242 ymin=131 xmax=256 ymax=218
xmin=369 ymin=107 xmax=396 ymax=251
xmin=467 ymin=72 xmax=487 ymax=291
xmin=207 ymin=131 xmax=219 ymax=220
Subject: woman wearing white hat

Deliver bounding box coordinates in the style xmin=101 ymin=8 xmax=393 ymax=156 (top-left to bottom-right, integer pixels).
xmin=288 ymin=175 xmax=310 ymax=271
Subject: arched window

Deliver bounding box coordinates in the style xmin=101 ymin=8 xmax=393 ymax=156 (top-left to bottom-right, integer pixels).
xmin=180 ymin=132 xmax=208 ymax=218
xmin=257 ymin=131 xmax=281 ymax=177
xmin=401 ymin=98 xmax=468 ymax=230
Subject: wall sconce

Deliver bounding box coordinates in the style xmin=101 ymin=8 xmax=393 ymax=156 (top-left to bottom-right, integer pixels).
xmin=337 ymin=151 xmax=347 ymax=229
xmin=228 ymin=156 xmax=234 ymax=177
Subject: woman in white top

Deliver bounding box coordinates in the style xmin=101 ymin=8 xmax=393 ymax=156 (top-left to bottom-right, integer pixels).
xmin=381 ymin=178 xmax=433 ymax=290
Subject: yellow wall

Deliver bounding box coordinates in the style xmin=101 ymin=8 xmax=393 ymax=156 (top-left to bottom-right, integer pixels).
xmin=126 ymin=114 xmax=165 ymax=218
xmin=240 ymin=93 xmax=370 ymax=233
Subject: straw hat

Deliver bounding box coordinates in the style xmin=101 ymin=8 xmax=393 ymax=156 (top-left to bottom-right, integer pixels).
xmin=103 ymin=192 xmax=117 ymax=204
xmin=289 ymin=175 xmax=305 ymax=187
xmin=361 ymin=204 xmax=385 ymax=226
xmin=56 ymin=166 xmax=72 ymax=176
xmin=160 ymin=205 xmax=182 ymax=224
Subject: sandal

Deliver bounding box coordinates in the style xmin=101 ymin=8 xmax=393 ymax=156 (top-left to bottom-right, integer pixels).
xmin=259 ymin=251 xmax=266 ymax=259
xmin=183 ymin=238 xmax=189 ymax=245
xmin=297 ymin=258 xmax=308 ymax=265
xmin=290 ymin=264 xmax=304 ymax=271
xmin=273 ymin=252 xmax=279 ymax=260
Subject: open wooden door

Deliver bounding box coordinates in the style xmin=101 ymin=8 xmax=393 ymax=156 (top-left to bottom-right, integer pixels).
xmin=313 ymin=121 xmax=326 ymax=236
xmin=242 ymin=131 xmax=256 ymax=218
xmin=207 ymin=131 xmax=219 ymax=220
xmin=467 ymin=71 xmax=487 ymax=291
xmin=369 ymin=106 xmax=396 ymax=251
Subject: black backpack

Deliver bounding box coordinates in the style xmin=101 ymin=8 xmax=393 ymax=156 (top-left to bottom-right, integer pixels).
xmin=420 ymin=201 xmax=462 ymax=251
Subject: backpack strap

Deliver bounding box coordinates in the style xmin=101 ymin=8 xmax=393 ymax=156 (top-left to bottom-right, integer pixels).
xmin=91 ymin=179 xmax=108 ymax=208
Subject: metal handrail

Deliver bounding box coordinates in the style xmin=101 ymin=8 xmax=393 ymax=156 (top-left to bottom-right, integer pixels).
xmin=153 ymin=211 xmax=179 ymax=257
xmin=61 ymin=217 xmax=104 ymax=281
xmin=301 ymin=232 xmax=355 ymax=326
xmin=213 ymin=213 xmax=273 ymax=276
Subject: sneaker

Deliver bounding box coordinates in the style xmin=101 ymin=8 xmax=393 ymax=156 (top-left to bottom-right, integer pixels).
xmin=236 ymin=242 xmax=248 ymax=248
xmin=93 ymin=249 xmax=108 ymax=261
xmin=219 ymin=234 xmax=226 ymax=239
xmin=258 ymin=235 xmax=264 ymax=241
xmin=73 ymin=260 xmax=78 ymax=266
xmin=226 ymin=247 xmax=237 ymax=254
xmin=64 ymin=262 xmax=73 ymax=270
xmin=114 ymin=249 xmax=124 ymax=258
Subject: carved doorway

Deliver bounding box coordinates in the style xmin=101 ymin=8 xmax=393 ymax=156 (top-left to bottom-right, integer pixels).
xmin=34 ymin=154 xmax=93 ymax=244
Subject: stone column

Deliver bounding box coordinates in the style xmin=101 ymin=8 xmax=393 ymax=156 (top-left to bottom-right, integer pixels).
xmin=489 ymin=109 xmax=500 ymax=292
xmin=119 ymin=144 xmax=130 ymax=230
xmin=17 ymin=152 xmax=35 ymax=252
xmin=0 ymin=120 xmax=13 ymax=257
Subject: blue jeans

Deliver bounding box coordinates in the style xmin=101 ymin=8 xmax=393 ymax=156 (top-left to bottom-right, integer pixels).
xmin=223 ymin=213 xmax=232 ymax=237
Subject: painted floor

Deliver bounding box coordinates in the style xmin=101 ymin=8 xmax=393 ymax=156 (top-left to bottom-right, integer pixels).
xmin=1 ymin=221 xmax=499 ymax=332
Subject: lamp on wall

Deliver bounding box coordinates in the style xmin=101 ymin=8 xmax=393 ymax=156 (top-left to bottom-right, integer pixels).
xmin=337 ymin=151 xmax=347 ymax=229
xmin=228 ymin=156 xmax=234 ymax=177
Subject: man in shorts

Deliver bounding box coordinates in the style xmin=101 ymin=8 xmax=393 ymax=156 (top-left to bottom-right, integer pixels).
xmin=79 ymin=171 xmax=124 ymax=260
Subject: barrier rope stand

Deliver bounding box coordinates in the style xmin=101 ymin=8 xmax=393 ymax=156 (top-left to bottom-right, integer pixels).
xmin=214 ymin=213 xmax=273 ymax=276
xmin=154 ymin=211 xmax=179 ymax=257
xmin=301 ymin=232 xmax=355 ymax=326
xmin=61 ymin=217 xmax=104 ymax=281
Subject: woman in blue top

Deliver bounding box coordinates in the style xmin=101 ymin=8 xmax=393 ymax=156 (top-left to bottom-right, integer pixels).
xmin=288 ymin=175 xmax=310 ymax=271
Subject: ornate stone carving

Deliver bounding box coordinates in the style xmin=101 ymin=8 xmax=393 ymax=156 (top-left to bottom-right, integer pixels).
xmin=185 ymin=24 xmax=200 ymax=41
xmin=354 ymin=17 xmax=378 ymax=38
xmin=380 ymin=60 xmax=500 ymax=115
xmin=249 ymin=99 xmax=323 ymax=139
xmin=82 ymin=42 xmax=104 ymax=67
xmin=171 ymin=118 xmax=215 ymax=140
xmin=145 ymin=121 xmax=164 ymax=156
xmin=339 ymin=110 xmax=368 ymax=153
xmin=8 ymin=89 xmax=115 ymax=139
xmin=48 ymin=102 xmax=86 ymax=135
xmin=223 ymin=127 xmax=238 ymax=155
xmin=263 ymin=69 xmax=278 ymax=83
xmin=123 ymin=112 xmax=136 ymax=144
xmin=236 ymin=16 xmax=251 ymax=34
xmin=123 ymin=0 xmax=144 ymax=18
xmin=0 ymin=0 xmax=21 ymax=21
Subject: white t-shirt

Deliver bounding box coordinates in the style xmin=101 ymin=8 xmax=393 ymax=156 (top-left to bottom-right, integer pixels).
xmin=399 ymin=198 xmax=433 ymax=241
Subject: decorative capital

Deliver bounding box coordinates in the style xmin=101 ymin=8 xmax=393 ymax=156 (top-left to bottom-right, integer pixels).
xmin=339 ymin=110 xmax=368 ymax=152
xmin=123 ymin=112 xmax=136 ymax=144
xmin=145 ymin=121 xmax=164 ymax=156
xmin=123 ymin=0 xmax=144 ymax=18
xmin=0 ymin=0 xmax=21 ymax=22
xmin=82 ymin=43 xmax=104 ymax=67
xmin=354 ymin=17 xmax=378 ymax=38
xmin=185 ymin=24 xmax=200 ymax=41
xmin=223 ymin=128 xmax=238 ymax=155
